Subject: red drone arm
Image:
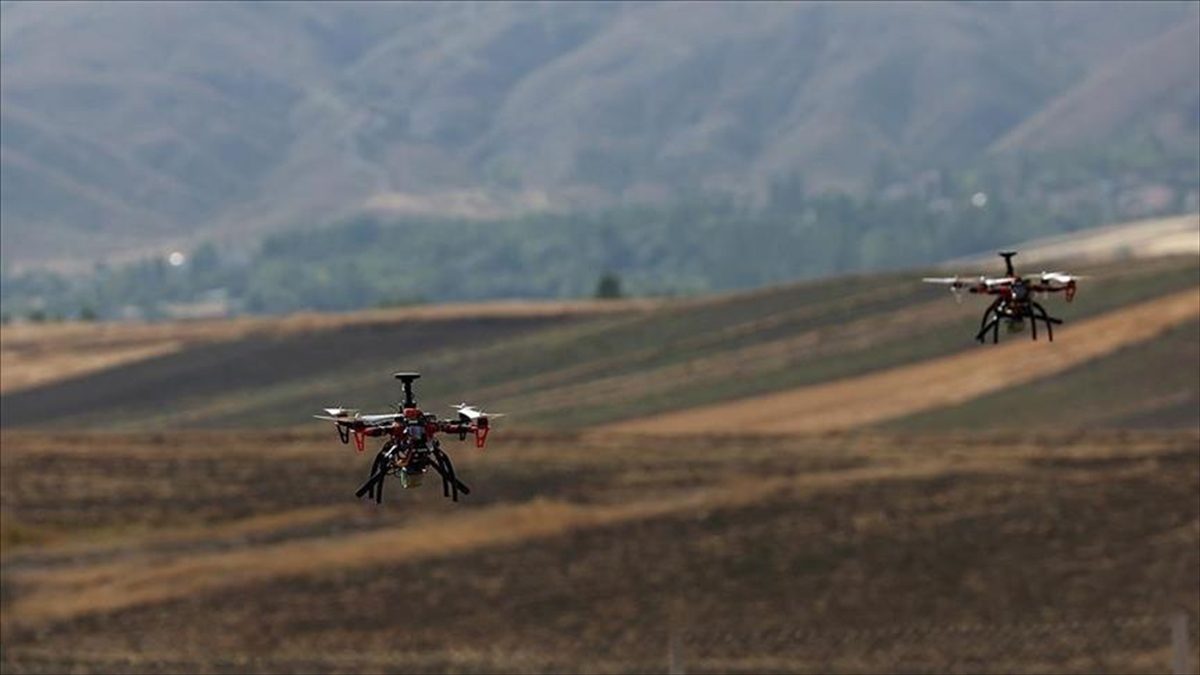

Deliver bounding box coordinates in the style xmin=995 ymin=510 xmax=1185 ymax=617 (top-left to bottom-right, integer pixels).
xmin=332 ymin=420 xmax=386 ymax=453
xmin=474 ymin=418 xmax=490 ymax=449
xmin=435 ymin=419 xmax=490 ymax=449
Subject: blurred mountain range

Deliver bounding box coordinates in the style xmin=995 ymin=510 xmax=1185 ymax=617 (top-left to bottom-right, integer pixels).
xmin=2 ymin=0 xmax=1198 ymax=269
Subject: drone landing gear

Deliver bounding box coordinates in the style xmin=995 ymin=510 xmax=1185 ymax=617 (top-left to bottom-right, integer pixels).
xmin=1021 ymin=303 xmax=1062 ymax=342
xmin=976 ymin=299 xmax=1003 ymax=344
xmin=431 ymin=446 xmax=471 ymax=502
xmin=367 ymin=455 xmax=384 ymax=504
xmin=974 ymin=302 xmax=1063 ymax=344
xmin=354 ymin=443 xmax=470 ymax=504
xmin=356 ymin=442 xmax=398 ymax=504
xmin=1031 ymin=301 xmax=1062 ymax=342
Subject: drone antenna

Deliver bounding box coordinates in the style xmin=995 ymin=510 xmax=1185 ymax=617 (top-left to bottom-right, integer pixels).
xmin=393 ymin=372 xmax=421 ymax=408
xmin=998 ymin=250 xmax=1017 ymax=277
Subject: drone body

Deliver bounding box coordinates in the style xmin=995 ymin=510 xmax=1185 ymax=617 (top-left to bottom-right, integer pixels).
xmin=315 ymin=372 xmax=498 ymax=503
xmin=924 ymin=251 xmax=1081 ymax=344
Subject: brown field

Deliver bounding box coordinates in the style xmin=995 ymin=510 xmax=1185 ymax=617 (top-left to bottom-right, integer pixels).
xmin=2 ymin=251 xmax=1197 ymax=673
xmin=2 ymin=429 xmax=1197 ymax=674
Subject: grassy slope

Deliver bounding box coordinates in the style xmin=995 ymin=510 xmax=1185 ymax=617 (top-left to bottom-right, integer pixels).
xmin=0 ymin=314 xmax=596 ymax=430
xmin=313 ymin=254 xmax=1200 ymax=429
xmin=613 ymin=287 xmax=1199 ymax=433
xmin=885 ymin=318 xmax=1200 ymax=431
xmin=0 ymin=299 xmax=659 ymax=394
xmin=1 ymin=254 xmax=1196 ymax=430
xmin=1 ymin=429 xmax=1197 ymax=673
xmin=942 ymin=213 xmax=1199 ymax=269
xmin=4 ymin=254 xmax=1198 ymax=671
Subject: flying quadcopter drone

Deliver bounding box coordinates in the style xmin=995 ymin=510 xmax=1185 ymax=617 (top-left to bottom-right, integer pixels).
xmin=924 ymin=251 xmax=1081 ymax=343
xmin=314 ymin=372 xmax=500 ymax=504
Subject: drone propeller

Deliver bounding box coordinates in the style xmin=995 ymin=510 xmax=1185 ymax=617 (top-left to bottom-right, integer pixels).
xmin=922 ymin=276 xmax=964 ymax=286
xmin=923 ymin=276 xmax=972 ymax=304
xmin=452 ymin=403 xmax=506 ymax=420
xmin=922 ymin=275 xmax=1011 ymax=286
xmin=451 ymin=404 xmax=503 ymax=449
xmin=1039 ymin=271 xmax=1085 ymax=284
xmin=313 ymin=411 xmax=399 ymax=425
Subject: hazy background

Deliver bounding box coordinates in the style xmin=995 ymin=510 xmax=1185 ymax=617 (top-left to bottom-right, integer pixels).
xmin=1 ymin=0 xmax=1197 ymax=318
xmin=2 ymin=3 xmax=1199 ymax=674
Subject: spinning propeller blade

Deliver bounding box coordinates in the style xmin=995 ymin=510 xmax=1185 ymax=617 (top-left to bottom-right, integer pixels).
xmin=922 ymin=277 xmax=963 ymax=285
xmin=1039 ymin=271 xmax=1084 ymax=284
xmin=923 ymin=276 xmax=974 ymax=302
xmin=314 ymin=408 xmax=399 ymax=428
xmin=452 ymin=403 xmax=505 ymax=420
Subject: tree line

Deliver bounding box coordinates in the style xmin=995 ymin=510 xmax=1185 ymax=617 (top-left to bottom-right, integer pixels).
xmin=2 ymin=136 xmax=1194 ymax=322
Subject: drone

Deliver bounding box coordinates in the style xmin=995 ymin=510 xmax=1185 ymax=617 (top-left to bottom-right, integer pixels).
xmin=924 ymin=251 xmax=1081 ymax=343
xmin=314 ymin=372 xmax=499 ymax=504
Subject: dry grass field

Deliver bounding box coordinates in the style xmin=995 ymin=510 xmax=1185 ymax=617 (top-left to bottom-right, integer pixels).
xmin=1 ymin=429 xmax=1197 ymax=673
xmin=1 ymin=248 xmax=1197 ymax=673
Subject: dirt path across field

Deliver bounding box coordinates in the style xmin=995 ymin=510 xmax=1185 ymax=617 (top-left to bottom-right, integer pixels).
xmin=612 ymin=287 xmax=1200 ymax=434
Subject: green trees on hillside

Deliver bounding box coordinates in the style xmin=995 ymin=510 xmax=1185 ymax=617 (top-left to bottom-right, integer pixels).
xmin=0 ymin=194 xmax=1030 ymax=318
xmin=1 ymin=136 xmax=1193 ymax=321
xmin=594 ymin=273 xmax=623 ymax=300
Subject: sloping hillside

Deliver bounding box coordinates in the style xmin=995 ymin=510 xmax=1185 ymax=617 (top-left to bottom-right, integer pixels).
xmin=0 ymin=298 xmax=658 ymax=394
xmin=3 ymin=1 xmax=1196 ymax=267
xmin=989 ymin=18 xmax=1200 ymax=154
xmin=888 ymin=318 xmax=1200 ymax=431
xmin=613 ymin=287 xmax=1198 ymax=434
xmin=943 ymin=213 xmax=1200 ymax=269
xmin=2 ymin=254 xmax=1195 ymax=431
